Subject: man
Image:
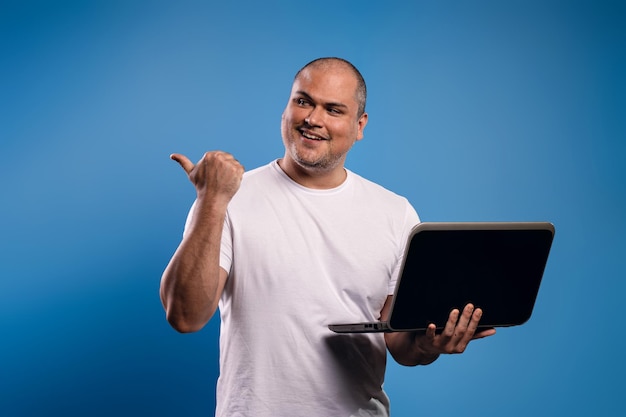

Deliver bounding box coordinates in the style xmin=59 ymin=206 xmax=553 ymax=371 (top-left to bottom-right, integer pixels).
xmin=160 ymin=57 xmax=495 ymax=416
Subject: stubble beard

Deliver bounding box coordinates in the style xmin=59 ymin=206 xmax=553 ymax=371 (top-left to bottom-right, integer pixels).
xmin=281 ymin=117 xmax=351 ymax=174
xmin=287 ymin=137 xmax=348 ymax=173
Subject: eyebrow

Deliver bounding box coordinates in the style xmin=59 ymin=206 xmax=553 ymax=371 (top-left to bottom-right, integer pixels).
xmin=295 ymin=90 xmax=349 ymax=109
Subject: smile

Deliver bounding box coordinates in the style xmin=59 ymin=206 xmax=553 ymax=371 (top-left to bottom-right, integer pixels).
xmin=299 ymin=129 xmax=327 ymax=141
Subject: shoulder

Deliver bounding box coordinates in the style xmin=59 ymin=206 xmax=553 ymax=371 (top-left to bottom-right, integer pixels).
xmin=347 ymin=169 xmax=411 ymax=205
xmin=236 ymin=160 xmax=281 ymax=190
xmin=227 ymin=160 xmax=285 ymax=208
xmin=346 ymin=169 xmax=420 ymax=225
xmin=242 ymin=161 xmax=275 ymax=181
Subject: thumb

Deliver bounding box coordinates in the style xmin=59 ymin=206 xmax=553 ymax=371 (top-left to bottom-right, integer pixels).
xmin=170 ymin=153 xmax=194 ymax=174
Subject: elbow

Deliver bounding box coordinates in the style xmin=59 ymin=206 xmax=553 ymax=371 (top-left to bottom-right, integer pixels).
xmin=163 ymin=299 xmax=215 ymax=333
xmin=389 ymin=349 xmax=438 ymax=367
xmin=388 ymin=350 xmax=420 ymax=367
xmin=160 ymin=286 xmax=215 ymax=333
xmin=165 ymin=310 xmax=208 ymax=333
xmin=160 ymin=284 xmax=219 ymax=333
xmin=385 ymin=333 xmax=439 ymax=367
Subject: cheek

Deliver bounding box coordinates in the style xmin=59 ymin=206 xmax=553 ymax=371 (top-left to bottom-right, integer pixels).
xmin=282 ymin=112 xmax=298 ymax=131
xmin=283 ymin=104 xmax=306 ymax=119
xmin=330 ymin=121 xmax=357 ymax=141
xmin=281 ymin=110 xmax=297 ymax=128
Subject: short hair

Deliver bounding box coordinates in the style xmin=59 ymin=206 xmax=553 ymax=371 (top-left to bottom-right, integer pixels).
xmin=294 ymin=57 xmax=367 ymax=117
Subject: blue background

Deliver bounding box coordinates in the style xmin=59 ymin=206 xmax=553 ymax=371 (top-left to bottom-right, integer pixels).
xmin=1 ymin=1 xmax=624 ymax=416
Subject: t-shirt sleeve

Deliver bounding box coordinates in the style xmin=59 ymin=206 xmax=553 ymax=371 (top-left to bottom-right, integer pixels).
xmin=219 ymin=212 xmax=233 ymax=274
xmin=388 ymin=201 xmax=420 ymax=294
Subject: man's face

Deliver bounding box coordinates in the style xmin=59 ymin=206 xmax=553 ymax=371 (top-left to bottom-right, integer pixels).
xmin=280 ymin=65 xmax=368 ymax=175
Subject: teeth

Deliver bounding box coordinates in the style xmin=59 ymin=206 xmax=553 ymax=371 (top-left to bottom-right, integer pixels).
xmin=302 ymin=131 xmax=324 ymax=140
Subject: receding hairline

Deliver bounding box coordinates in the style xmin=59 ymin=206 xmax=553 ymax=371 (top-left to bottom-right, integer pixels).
xmin=293 ymin=57 xmax=367 ymax=117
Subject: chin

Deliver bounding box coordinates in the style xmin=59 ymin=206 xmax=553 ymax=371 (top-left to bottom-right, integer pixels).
xmin=295 ymin=153 xmax=344 ymax=173
xmin=287 ymin=142 xmax=342 ymax=172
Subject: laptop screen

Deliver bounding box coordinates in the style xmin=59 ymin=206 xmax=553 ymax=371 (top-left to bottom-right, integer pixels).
xmin=389 ymin=225 xmax=554 ymax=331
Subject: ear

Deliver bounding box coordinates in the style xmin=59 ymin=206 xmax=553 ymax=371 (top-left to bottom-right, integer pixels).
xmin=356 ymin=112 xmax=368 ymax=141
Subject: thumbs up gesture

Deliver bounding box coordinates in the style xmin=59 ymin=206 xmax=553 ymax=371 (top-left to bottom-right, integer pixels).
xmin=171 ymin=151 xmax=244 ymax=206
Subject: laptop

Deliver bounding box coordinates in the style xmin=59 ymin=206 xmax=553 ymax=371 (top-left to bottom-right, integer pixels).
xmin=328 ymin=222 xmax=555 ymax=333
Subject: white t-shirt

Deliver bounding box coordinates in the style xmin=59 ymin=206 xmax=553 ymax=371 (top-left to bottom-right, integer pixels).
xmin=187 ymin=160 xmax=419 ymax=417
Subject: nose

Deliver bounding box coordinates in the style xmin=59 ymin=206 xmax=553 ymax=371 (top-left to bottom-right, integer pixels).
xmin=304 ymin=105 xmax=323 ymax=127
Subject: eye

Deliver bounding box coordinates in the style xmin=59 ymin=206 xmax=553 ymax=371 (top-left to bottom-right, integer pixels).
xmin=327 ymin=107 xmax=342 ymax=115
xmin=296 ymin=98 xmax=310 ymax=106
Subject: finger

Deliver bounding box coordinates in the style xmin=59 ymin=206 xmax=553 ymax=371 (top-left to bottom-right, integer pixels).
xmin=220 ymin=152 xmax=244 ymax=171
xmin=472 ymin=327 xmax=496 ymax=340
xmin=424 ymin=323 xmax=437 ymax=341
xmin=418 ymin=323 xmax=438 ymax=355
xmin=466 ymin=308 xmax=494 ymax=340
xmin=170 ymin=153 xmax=195 ymax=174
xmin=456 ymin=307 xmax=482 ymax=348
xmin=440 ymin=308 xmax=460 ymax=339
xmin=453 ymin=304 xmax=478 ymax=342
xmin=456 ymin=305 xmax=488 ymax=353
xmin=465 ymin=307 xmax=482 ymax=334
xmin=455 ymin=303 xmax=475 ymax=332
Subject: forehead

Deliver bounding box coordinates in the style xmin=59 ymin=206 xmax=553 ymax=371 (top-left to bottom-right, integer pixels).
xmin=291 ymin=65 xmax=359 ymax=107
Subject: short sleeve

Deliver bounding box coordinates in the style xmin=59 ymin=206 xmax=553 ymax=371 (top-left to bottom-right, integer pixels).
xmin=388 ymin=201 xmax=420 ymax=294
xmin=219 ymin=211 xmax=233 ymax=274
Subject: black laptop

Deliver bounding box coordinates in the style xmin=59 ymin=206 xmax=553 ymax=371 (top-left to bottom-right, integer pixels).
xmin=328 ymin=222 xmax=555 ymax=333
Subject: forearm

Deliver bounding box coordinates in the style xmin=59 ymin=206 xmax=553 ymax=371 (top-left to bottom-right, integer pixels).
xmin=160 ymin=200 xmax=228 ymax=333
xmin=385 ymin=331 xmax=440 ymax=366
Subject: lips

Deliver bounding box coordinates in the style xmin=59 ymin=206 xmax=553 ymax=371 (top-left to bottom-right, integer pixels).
xmin=299 ymin=129 xmax=327 ymax=141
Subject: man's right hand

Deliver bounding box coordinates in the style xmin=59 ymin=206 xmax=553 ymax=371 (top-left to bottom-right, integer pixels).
xmin=161 ymin=151 xmax=242 ymax=332
xmin=170 ymin=151 xmax=244 ymax=204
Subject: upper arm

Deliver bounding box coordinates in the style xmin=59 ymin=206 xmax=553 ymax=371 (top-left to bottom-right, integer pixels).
xmin=380 ymin=295 xmax=394 ymax=322
xmin=381 ymin=295 xmax=401 ymax=353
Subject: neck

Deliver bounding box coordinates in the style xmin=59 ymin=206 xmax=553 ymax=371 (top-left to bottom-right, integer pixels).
xmin=277 ymin=158 xmax=347 ymax=189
